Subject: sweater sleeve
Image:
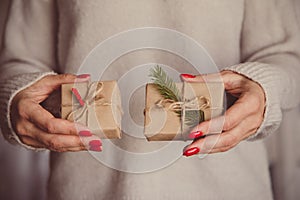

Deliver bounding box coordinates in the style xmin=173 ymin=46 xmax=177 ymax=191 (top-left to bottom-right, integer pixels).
xmin=224 ymin=0 xmax=300 ymax=140
xmin=0 ymin=0 xmax=58 ymax=148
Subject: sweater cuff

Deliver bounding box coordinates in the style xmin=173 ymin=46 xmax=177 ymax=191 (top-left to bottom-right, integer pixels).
xmin=0 ymin=71 xmax=57 ymax=151
xmin=223 ymin=62 xmax=283 ymax=140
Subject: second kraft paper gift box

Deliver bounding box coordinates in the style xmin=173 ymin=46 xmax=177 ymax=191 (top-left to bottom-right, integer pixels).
xmin=61 ymin=80 xmax=122 ymax=139
xmin=144 ymin=68 xmax=224 ymax=141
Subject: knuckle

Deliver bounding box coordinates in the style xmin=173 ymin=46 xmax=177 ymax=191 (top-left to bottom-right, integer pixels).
xmin=247 ymin=116 xmax=263 ymax=131
xmin=194 ymin=123 xmax=206 ymax=134
xmin=221 ymin=138 xmax=231 ymax=147
xmin=222 ymin=134 xmax=238 ymax=147
xmin=15 ymin=123 xmax=27 ymax=136
xmin=254 ymin=116 xmax=264 ymax=127
xmin=220 ymin=70 xmax=229 ymax=75
xmin=38 ymin=75 xmax=56 ymax=85
xmin=219 ymin=146 xmax=232 ymax=152
xmin=62 ymin=121 xmax=75 ymax=135
xmin=17 ymin=100 xmax=29 ymax=118
xmin=55 ymin=148 xmax=66 ymax=153
xmin=18 ymin=109 xmax=27 ymax=119
xmin=223 ymin=117 xmax=233 ymax=131
xmin=45 ymin=120 xmax=56 ymax=133
xmin=67 ymin=128 xmax=75 ymax=135
xmin=247 ymin=96 xmax=261 ymax=112
xmin=70 ymin=136 xmax=81 ymax=146
xmin=60 ymin=73 xmax=75 ymax=81
xmin=220 ymin=148 xmax=228 ymax=152
xmin=19 ymin=136 xmax=28 ymax=145
xmin=221 ymin=70 xmax=233 ymax=76
xmin=47 ymin=137 xmax=60 ymax=150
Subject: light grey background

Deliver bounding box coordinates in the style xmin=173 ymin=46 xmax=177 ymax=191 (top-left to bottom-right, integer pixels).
xmin=0 ymin=1 xmax=299 ymax=200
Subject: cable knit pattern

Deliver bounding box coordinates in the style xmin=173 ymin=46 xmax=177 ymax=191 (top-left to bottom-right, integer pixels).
xmin=0 ymin=72 xmax=56 ymax=150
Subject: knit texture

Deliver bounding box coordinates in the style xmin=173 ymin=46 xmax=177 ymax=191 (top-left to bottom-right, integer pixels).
xmin=0 ymin=0 xmax=299 ymax=199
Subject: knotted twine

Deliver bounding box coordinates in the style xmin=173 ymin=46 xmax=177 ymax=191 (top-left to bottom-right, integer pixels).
xmin=150 ymin=96 xmax=210 ymax=140
xmin=66 ymin=82 xmax=112 ymax=125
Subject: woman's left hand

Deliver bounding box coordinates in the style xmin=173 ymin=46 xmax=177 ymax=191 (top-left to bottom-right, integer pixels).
xmin=181 ymin=70 xmax=266 ymax=156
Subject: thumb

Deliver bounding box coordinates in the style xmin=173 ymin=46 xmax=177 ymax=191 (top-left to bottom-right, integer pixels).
xmin=180 ymin=72 xmax=223 ymax=83
xmin=33 ymin=73 xmax=91 ymax=93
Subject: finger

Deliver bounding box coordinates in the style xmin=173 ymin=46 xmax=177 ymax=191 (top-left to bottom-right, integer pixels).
xmin=37 ymin=74 xmax=90 ymax=88
xmin=21 ymin=126 xmax=100 ymax=152
xmin=188 ymin=115 xmax=225 ymax=139
xmin=26 ymin=104 xmax=89 ymax=135
xmin=54 ymin=145 xmax=102 ymax=152
xmin=181 ymin=71 xmax=249 ymax=95
xmin=19 ymin=135 xmax=45 ymax=148
xmin=17 ymin=119 xmax=101 ymax=150
xmin=189 ymin=94 xmax=261 ymax=139
xmin=186 ymin=116 xmax=260 ymax=155
xmin=57 ymin=146 xmax=87 ymax=152
xmin=20 ymin=139 xmax=88 ymax=152
xmin=220 ymin=70 xmax=251 ymax=91
xmin=34 ymin=126 xmax=102 ymax=150
xmin=41 ymin=135 xmax=102 ymax=152
xmin=37 ymin=131 xmax=101 ymax=151
xmin=181 ymin=73 xmax=223 ymax=83
xmin=203 ymin=128 xmax=256 ymax=154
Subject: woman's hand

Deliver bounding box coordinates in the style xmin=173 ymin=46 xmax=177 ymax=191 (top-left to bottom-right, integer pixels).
xmin=10 ymin=74 xmax=102 ymax=152
xmin=181 ymin=70 xmax=266 ymax=156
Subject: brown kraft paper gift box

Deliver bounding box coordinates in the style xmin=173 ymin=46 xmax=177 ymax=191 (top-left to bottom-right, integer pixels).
xmin=61 ymin=81 xmax=122 ymax=139
xmin=144 ymin=82 xmax=224 ymax=141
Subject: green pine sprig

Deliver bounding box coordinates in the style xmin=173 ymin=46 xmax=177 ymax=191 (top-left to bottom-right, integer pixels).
xmin=149 ymin=65 xmax=182 ymax=102
xmin=184 ymin=110 xmax=205 ymax=128
xmin=149 ymin=65 xmax=205 ymax=130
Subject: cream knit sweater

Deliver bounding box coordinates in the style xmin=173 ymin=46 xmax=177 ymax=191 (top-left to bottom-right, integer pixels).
xmin=0 ymin=0 xmax=299 ymax=199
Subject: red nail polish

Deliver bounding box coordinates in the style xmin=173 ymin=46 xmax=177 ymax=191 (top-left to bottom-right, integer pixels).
xmin=188 ymin=131 xmax=203 ymax=139
xmin=89 ymin=140 xmax=102 ymax=147
xmin=183 ymin=147 xmax=200 ymax=157
xmin=89 ymin=146 xmax=102 ymax=152
xmin=77 ymin=74 xmax=90 ymax=79
xmin=79 ymin=130 xmax=92 ymax=137
xmin=181 ymin=74 xmax=196 ymax=79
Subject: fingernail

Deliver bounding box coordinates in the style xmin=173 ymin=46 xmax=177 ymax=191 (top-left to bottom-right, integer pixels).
xmin=181 ymin=74 xmax=196 ymax=79
xmin=183 ymin=147 xmax=200 ymax=157
xmin=89 ymin=140 xmax=102 ymax=147
xmin=79 ymin=130 xmax=92 ymax=137
xmin=77 ymin=74 xmax=90 ymax=79
xmin=188 ymin=131 xmax=203 ymax=139
xmin=89 ymin=146 xmax=102 ymax=152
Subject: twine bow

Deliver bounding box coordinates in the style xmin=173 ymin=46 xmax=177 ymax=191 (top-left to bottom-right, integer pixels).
xmin=155 ymin=96 xmax=210 ymax=112
xmin=66 ymin=82 xmax=111 ymax=124
xmin=154 ymin=96 xmax=210 ymax=140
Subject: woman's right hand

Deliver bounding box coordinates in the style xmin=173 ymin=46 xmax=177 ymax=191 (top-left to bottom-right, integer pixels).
xmin=10 ymin=74 xmax=102 ymax=152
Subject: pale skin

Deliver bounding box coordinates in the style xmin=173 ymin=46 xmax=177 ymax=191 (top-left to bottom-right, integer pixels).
xmin=10 ymin=74 xmax=102 ymax=152
xmin=182 ymin=70 xmax=265 ymax=156
xmin=11 ymin=70 xmax=265 ymax=155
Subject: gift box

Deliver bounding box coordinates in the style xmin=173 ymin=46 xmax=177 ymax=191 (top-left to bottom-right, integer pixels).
xmin=61 ymin=81 xmax=122 ymax=139
xmin=144 ymin=81 xmax=224 ymax=141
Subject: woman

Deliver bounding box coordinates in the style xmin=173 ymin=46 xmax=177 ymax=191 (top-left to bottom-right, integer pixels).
xmin=0 ymin=0 xmax=299 ymax=199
